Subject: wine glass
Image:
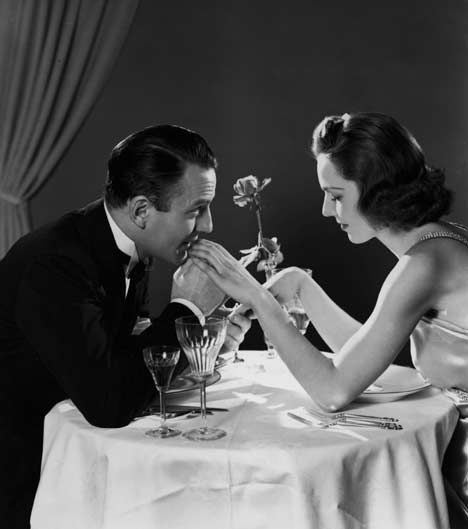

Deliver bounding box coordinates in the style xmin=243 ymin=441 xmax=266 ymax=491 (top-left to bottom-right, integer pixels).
xmin=232 ymin=346 xmax=244 ymax=363
xmin=214 ymin=301 xmax=244 ymax=364
xmin=175 ymin=316 xmax=227 ymax=441
xmin=284 ymin=295 xmax=310 ymax=335
xmin=264 ymin=268 xmax=312 ymax=356
xmin=142 ymin=345 xmax=181 ymax=439
xmin=228 ymin=304 xmax=244 ymax=363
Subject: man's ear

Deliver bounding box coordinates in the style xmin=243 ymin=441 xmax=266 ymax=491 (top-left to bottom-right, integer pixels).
xmin=128 ymin=196 xmax=152 ymax=228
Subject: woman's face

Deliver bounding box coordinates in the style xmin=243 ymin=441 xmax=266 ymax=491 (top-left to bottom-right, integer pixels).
xmin=316 ymin=154 xmax=376 ymax=244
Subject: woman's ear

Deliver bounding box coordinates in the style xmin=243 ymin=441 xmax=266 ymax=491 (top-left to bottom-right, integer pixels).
xmin=128 ymin=196 xmax=151 ymax=228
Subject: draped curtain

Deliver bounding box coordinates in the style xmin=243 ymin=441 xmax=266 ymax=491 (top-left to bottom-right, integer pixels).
xmin=0 ymin=0 xmax=140 ymax=258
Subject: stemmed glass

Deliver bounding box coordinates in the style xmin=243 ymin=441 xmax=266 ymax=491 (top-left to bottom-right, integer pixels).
xmin=284 ymin=295 xmax=310 ymax=335
xmin=175 ymin=316 xmax=227 ymax=441
xmin=142 ymin=345 xmax=181 ymax=439
xmin=216 ymin=301 xmax=244 ymax=364
xmin=264 ymin=268 xmax=312 ymax=356
xmin=232 ymin=347 xmax=244 ymax=363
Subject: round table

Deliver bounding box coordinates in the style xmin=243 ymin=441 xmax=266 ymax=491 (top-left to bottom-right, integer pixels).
xmin=31 ymin=351 xmax=459 ymax=529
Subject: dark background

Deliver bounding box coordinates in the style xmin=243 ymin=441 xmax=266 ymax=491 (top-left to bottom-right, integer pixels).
xmin=30 ymin=0 xmax=468 ymax=364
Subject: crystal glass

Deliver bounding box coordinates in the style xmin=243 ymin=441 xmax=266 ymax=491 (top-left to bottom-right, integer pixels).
xmin=232 ymin=347 xmax=244 ymax=363
xmin=284 ymin=296 xmax=310 ymax=335
xmin=175 ymin=316 xmax=227 ymax=441
xmin=264 ymin=268 xmax=312 ymax=356
xmin=142 ymin=345 xmax=181 ymax=439
xmin=217 ymin=302 xmax=244 ymax=364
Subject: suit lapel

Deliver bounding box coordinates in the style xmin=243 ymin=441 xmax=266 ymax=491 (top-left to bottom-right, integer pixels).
xmin=77 ymin=200 xmax=126 ymax=293
xmin=74 ymin=200 xmax=127 ymax=328
xmin=74 ymin=200 xmax=150 ymax=342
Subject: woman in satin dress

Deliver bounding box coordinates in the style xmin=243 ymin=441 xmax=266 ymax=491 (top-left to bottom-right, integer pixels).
xmin=188 ymin=112 xmax=468 ymax=525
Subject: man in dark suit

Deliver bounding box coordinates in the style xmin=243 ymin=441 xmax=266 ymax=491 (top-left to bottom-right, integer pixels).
xmin=0 ymin=125 xmax=251 ymax=529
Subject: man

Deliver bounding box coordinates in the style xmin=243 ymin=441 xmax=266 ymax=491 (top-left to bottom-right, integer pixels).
xmin=0 ymin=124 xmax=251 ymax=528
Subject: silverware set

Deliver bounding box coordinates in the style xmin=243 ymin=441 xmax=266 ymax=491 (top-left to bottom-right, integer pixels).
xmin=136 ymin=404 xmax=403 ymax=430
xmin=288 ymin=409 xmax=403 ymax=430
xmin=134 ymin=405 xmax=229 ymax=421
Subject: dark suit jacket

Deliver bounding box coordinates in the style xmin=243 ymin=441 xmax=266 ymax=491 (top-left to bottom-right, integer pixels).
xmin=0 ymin=199 xmax=192 ymax=528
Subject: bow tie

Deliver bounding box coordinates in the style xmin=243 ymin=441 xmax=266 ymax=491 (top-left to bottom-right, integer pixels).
xmin=117 ymin=249 xmax=131 ymax=266
xmin=116 ymin=250 xmax=145 ymax=281
xmin=127 ymin=260 xmax=146 ymax=282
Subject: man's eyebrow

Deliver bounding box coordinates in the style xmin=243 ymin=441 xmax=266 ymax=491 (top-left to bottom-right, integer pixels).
xmin=187 ymin=199 xmax=210 ymax=209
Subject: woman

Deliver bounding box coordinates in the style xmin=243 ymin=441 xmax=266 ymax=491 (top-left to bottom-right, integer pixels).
xmin=190 ymin=112 xmax=468 ymax=524
xmin=189 ymin=112 xmax=468 ymax=412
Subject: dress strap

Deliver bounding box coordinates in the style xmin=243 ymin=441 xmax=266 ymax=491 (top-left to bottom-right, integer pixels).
xmin=417 ymin=231 xmax=468 ymax=247
xmin=417 ymin=227 xmax=468 ymax=248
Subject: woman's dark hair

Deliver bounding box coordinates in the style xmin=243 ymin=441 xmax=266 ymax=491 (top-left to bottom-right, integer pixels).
xmin=311 ymin=112 xmax=453 ymax=230
xmin=105 ymin=124 xmax=217 ymax=211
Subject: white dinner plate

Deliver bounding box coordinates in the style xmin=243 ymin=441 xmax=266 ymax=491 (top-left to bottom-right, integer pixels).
xmin=355 ymin=365 xmax=431 ymax=403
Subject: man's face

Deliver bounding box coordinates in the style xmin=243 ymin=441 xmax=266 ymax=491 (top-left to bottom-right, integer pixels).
xmin=136 ymin=164 xmax=216 ymax=263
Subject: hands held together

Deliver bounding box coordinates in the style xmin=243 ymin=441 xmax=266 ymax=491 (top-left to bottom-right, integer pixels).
xmin=188 ymin=239 xmax=310 ymax=315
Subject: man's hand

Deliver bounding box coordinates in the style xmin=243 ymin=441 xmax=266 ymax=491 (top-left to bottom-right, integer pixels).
xmin=216 ymin=305 xmax=253 ymax=354
xmin=171 ymin=258 xmax=227 ymax=315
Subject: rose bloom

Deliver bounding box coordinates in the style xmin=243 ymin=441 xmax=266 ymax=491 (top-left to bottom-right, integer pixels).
xmin=234 ymin=175 xmax=258 ymax=196
xmin=233 ymin=175 xmax=271 ymax=207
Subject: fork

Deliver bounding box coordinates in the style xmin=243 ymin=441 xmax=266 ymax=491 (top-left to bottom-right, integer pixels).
xmin=307 ymin=409 xmax=403 ymax=430
xmin=308 ymin=408 xmax=399 ymax=423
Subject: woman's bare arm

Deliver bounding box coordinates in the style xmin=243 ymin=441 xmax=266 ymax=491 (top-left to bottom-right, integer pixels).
xmin=189 ymin=240 xmax=437 ymax=411
xmin=254 ymin=252 xmax=438 ymax=409
xmin=265 ymin=269 xmax=362 ymax=352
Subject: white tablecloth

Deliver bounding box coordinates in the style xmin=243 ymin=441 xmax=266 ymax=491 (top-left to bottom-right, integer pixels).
xmin=31 ymin=351 xmax=459 ymax=529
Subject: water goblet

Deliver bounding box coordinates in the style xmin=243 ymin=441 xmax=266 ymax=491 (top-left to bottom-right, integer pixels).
xmin=142 ymin=345 xmax=181 ymax=439
xmin=175 ymin=316 xmax=227 ymax=441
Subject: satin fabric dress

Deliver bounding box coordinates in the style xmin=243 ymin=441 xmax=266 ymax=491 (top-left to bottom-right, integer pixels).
xmin=408 ymin=223 xmax=468 ymax=526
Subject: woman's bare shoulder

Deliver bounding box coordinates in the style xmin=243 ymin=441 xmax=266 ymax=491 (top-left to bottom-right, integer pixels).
xmin=407 ymin=232 xmax=468 ymax=275
xmin=377 ymin=248 xmax=440 ymax=318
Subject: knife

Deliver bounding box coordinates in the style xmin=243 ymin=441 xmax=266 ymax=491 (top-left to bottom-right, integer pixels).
xmin=135 ymin=405 xmax=229 ymax=419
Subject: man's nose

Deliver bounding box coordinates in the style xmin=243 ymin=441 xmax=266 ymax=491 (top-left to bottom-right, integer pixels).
xmin=196 ymin=208 xmax=213 ymax=233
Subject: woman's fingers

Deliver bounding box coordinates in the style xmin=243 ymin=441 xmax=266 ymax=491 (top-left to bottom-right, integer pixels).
xmin=190 ymin=239 xmax=267 ymax=307
xmin=190 ymin=239 xmax=237 ymax=265
xmin=189 ymin=247 xmax=225 ymax=275
xmin=189 ymin=245 xmax=223 ymax=270
xmin=190 ymin=245 xmax=244 ymax=281
xmin=190 ymin=256 xmax=221 ymax=281
xmin=228 ymin=311 xmax=252 ymax=335
xmin=229 ymin=303 xmax=254 ymax=319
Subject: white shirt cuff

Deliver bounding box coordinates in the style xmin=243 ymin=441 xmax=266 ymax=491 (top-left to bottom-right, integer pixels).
xmin=171 ymin=298 xmax=206 ymax=325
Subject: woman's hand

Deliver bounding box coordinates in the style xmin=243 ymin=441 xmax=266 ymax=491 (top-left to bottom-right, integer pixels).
xmin=264 ymin=267 xmax=310 ymax=305
xmin=215 ymin=304 xmax=253 ymax=353
xmin=188 ymin=240 xmax=264 ymax=307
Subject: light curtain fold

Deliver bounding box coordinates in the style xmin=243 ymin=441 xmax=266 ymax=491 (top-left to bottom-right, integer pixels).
xmin=0 ymin=0 xmax=140 ymax=258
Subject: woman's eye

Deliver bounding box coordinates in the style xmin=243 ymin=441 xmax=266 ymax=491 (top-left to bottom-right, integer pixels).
xmin=330 ymin=195 xmax=341 ymax=202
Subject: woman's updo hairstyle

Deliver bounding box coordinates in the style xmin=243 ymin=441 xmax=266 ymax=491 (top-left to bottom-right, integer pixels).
xmin=311 ymin=112 xmax=453 ymax=230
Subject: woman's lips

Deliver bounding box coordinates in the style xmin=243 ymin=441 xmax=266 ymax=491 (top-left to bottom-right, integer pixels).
xmin=339 ymin=223 xmax=349 ymax=231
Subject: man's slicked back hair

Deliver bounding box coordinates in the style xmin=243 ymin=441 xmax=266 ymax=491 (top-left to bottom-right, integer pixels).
xmin=105 ymin=124 xmax=217 ymax=211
